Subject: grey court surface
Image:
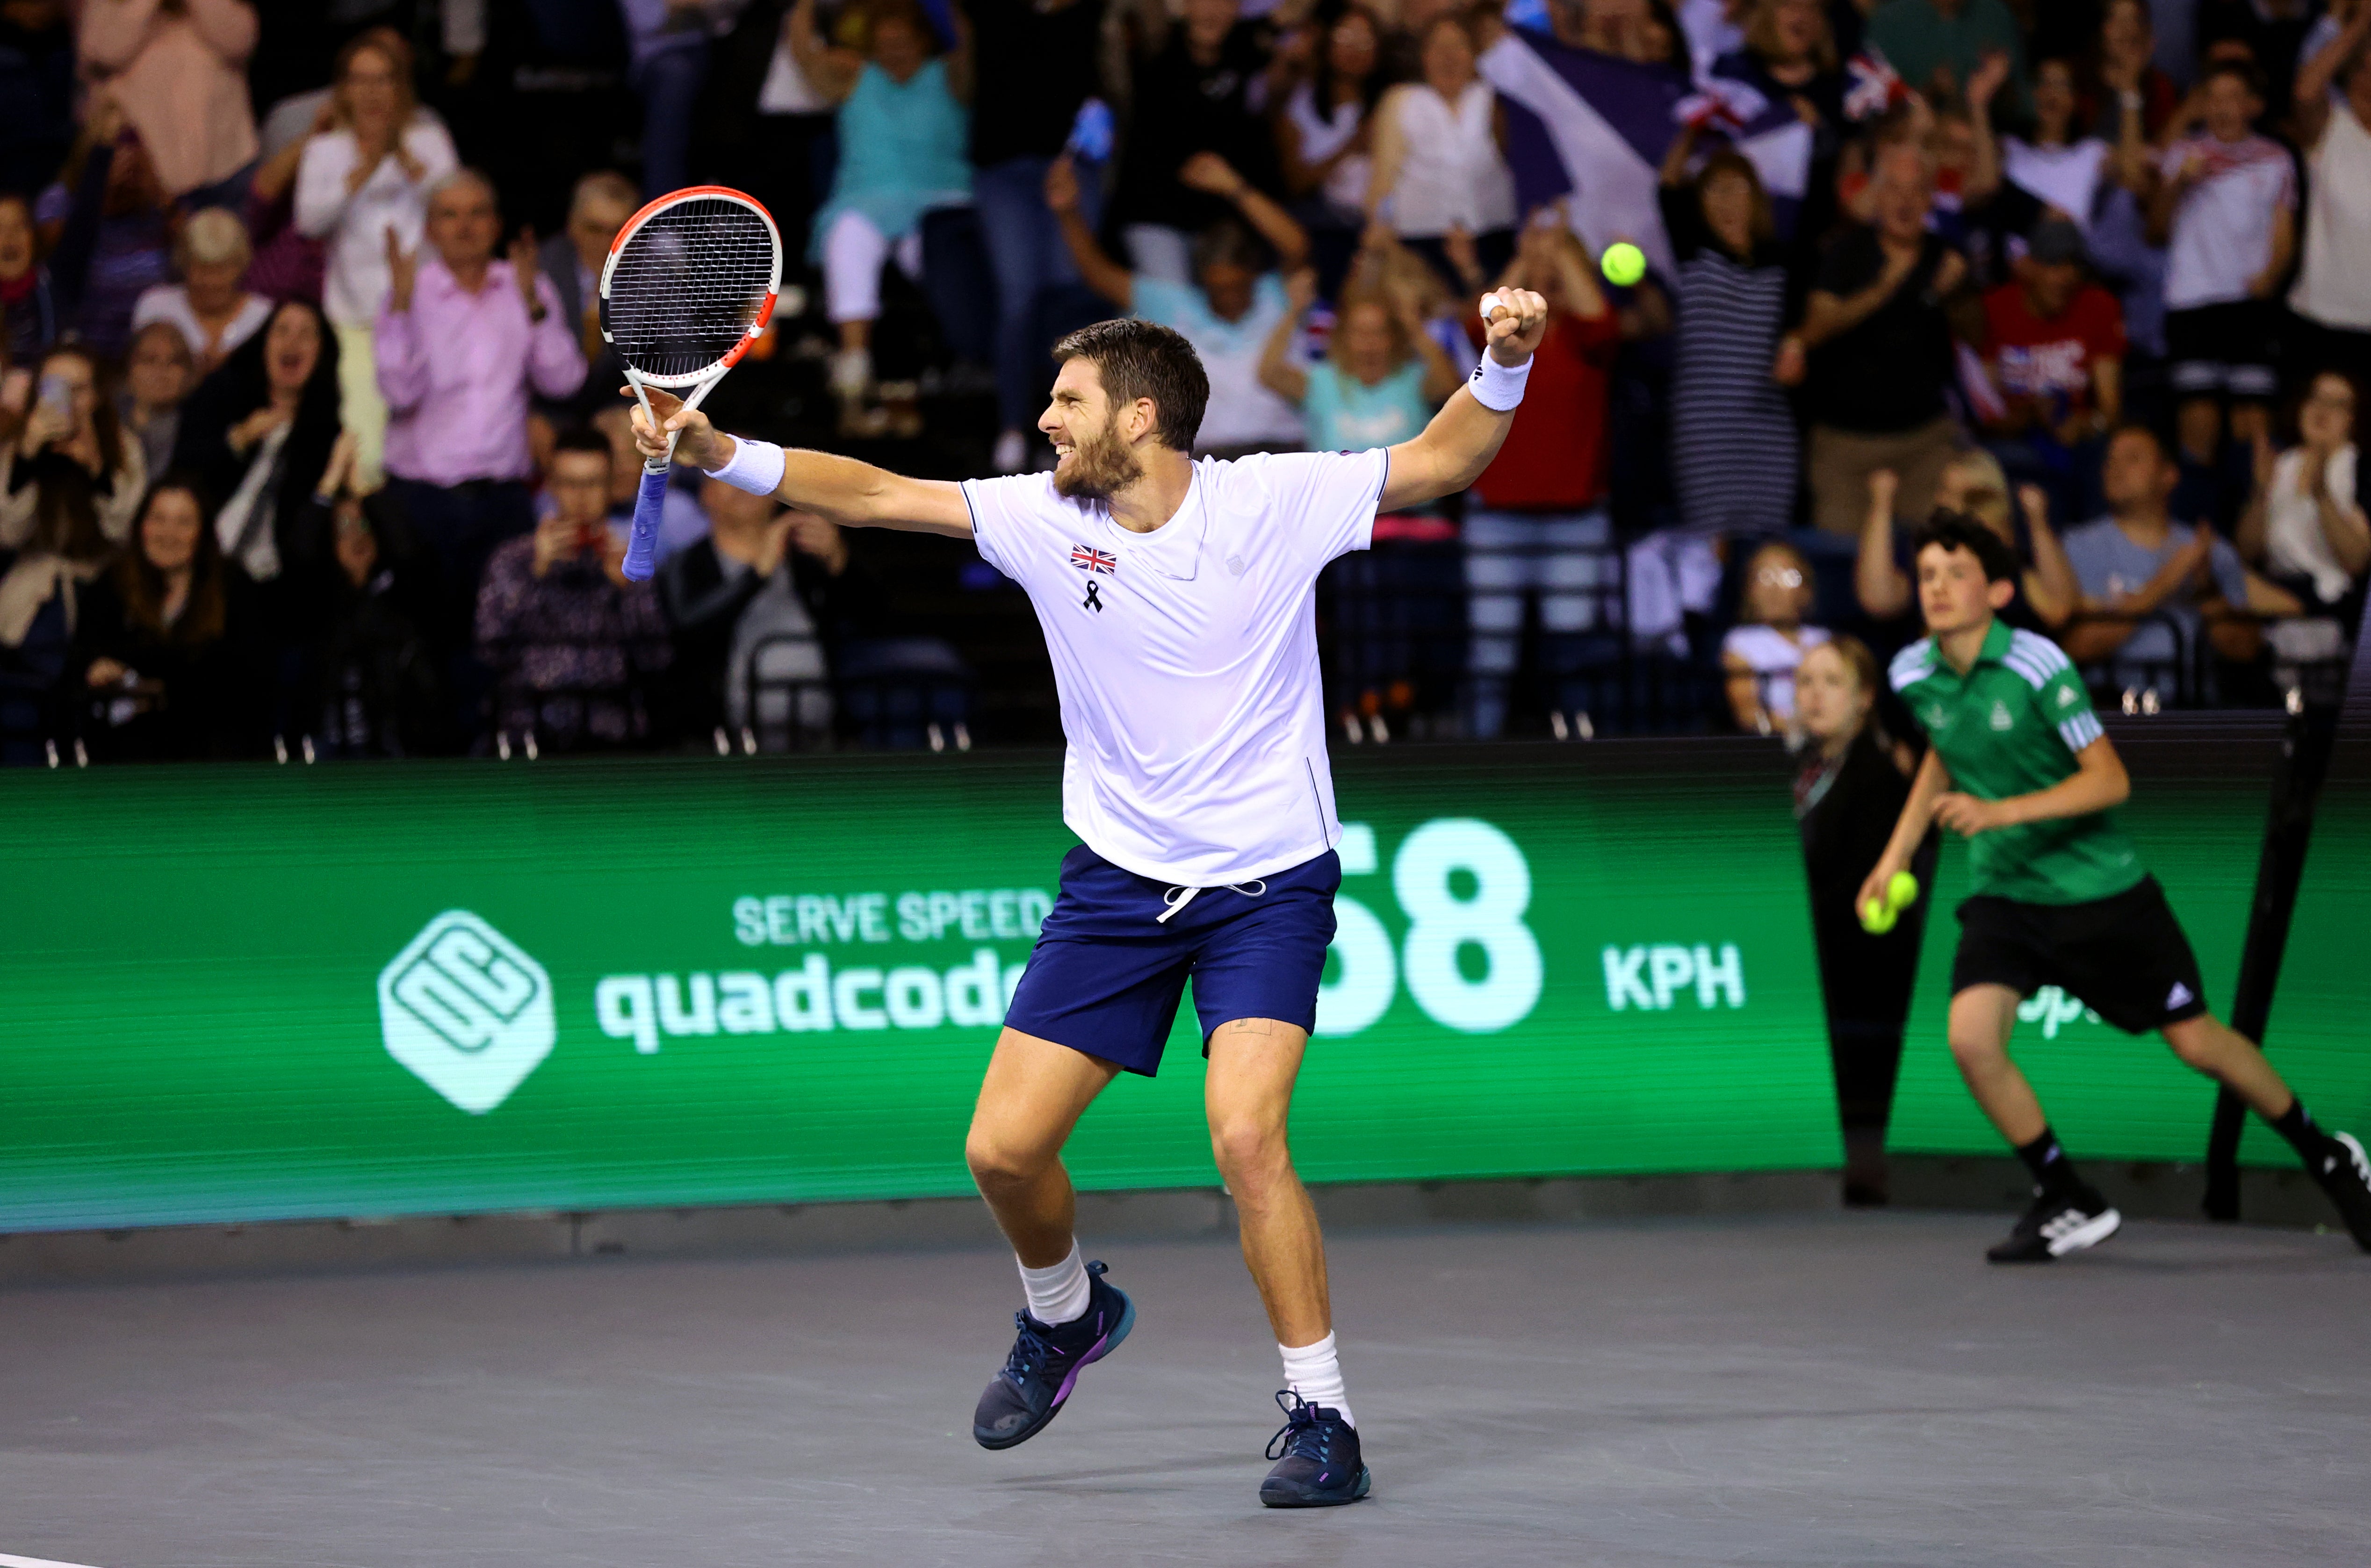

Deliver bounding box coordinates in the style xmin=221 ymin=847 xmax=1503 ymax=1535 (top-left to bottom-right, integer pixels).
xmin=4 ymin=1211 xmax=2366 ymax=1568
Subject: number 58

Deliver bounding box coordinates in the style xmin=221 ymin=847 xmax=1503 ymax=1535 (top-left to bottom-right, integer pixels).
xmin=1318 ymin=819 xmax=1543 ymax=1036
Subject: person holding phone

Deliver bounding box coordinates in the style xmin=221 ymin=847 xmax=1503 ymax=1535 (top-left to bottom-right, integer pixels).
xmin=2 ymin=344 xmax=145 ymax=550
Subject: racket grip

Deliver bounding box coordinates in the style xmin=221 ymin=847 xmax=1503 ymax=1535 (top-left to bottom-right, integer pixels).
xmin=622 ymin=464 xmax=668 ymax=583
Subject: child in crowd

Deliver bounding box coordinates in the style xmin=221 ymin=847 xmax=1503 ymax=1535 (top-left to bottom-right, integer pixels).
xmin=1722 ymin=538 xmax=1830 ymax=734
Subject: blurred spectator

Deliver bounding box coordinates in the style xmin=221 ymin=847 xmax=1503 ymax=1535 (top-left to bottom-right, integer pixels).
xmin=76 ymin=0 xmax=258 ymax=203
xmin=969 ymin=0 xmax=1108 ymax=474
xmin=1660 ymin=145 xmax=1800 ymax=535
xmin=1789 ymin=633 xmax=1935 ymax=1208
xmin=1461 ymin=224 xmax=1622 ymax=739
xmin=1862 ymin=0 xmax=2027 ymax=121
xmin=117 ymin=318 xmax=193 ymax=483
xmin=591 ymin=403 xmax=709 ymax=566
xmin=293 ymin=432 xmax=446 ymax=758
xmin=1259 ymin=265 xmax=1458 ymax=468
xmin=172 ymin=297 xmax=340 ymax=588
xmin=746 ymin=0 xmax=848 ymax=251
xmin=1278 ymin=5 xmax=1383 ymax=300
xmin=537 ymin=171 xmax=639 ymax=428
xmin=2005 ymin=57 xmax=2111 ymax=232
xmin=44 ymin=94 xmax=174 ymax=362
xmin=0 ymin=407 xmax=114 ymax=764
xmin=2237 ymin=373 xmax=2370 ymax=625
xmin=0 ymin=191 xmax=57 ymax=365
xmin=0 ymin=0 xmax=73 ymax=198
xmin=1976 ymin=218 xmax=2124 ymax=521
xmin=1365 ymin=15 xmax=1517 ymax=295
xmin=475 ymin=427 xmax=672 ymax=751
xmin=295 ymin=27 xmax=459 ymax=493
xmin=2148 ymin=60 xmax=2294 ymax=472
xmin=377 ymin=169 xmax=586 ymax=631
xmin=1800 ymin=143 xmax=1967 ymax=537
xmin=794 ymin=0 xmax=973 ymax=436
xmin=1107 ymin=0 xmax=1281 ymax=284
xmin=130 ymin=207 xmax=270 ymax=374
xmin=2089 ymin=0 xmax=2180 ymax=143
xmin=2287 ymin=8 xmax=2371 ymax=393
xmin=1856 ymin=452 xmax=2078 ymax=639
xmin=1049 ymin=150 xmax=1310 ymax=454
xmin=1721 ymin=538 xmax=1828 ymax=733
xmin=2198 ymin=0 xmax=2316 ymax=125
xmin=240 ymin=85 xmax=332 ymax=307
xmin=1710 ymin=0 xmax=1846 ymax=242
xmin=660 ymin=475 xmax=867 ymax=747
xmin=3 ymin=344 xmax=145 ymax=547
xmin=2062 ymin=424 xmax=2260 ymax=692
xmin=74 ymin=472 xmax=261 ymax=761
xmin=620 ymin=0 xmax=745 ymax=198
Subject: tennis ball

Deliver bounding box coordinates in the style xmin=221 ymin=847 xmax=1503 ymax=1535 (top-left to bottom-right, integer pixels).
xmin=1601 ymin=241 xmax=1646 ymax=288
xmin=1860 ymin=898 xmax=1898 ymax=935
xmin=1887 ymin=871 xmax=1920 ymax=911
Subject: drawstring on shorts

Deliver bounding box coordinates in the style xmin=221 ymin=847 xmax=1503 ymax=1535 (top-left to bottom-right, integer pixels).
xmin=1156 ymin=879 xmax=1269 ymax=924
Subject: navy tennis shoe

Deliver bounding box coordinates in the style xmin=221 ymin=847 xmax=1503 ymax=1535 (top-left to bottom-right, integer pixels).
xmin=972 ymin=1260 xmax=1134 ymax=1449
xmin=1258 ymin=1390 xmax=1370 ymax=1507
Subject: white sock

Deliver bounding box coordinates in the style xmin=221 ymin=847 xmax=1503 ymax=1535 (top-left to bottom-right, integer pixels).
xmin=1017 ymin=1242 xmax=1091 ymax=1325
xmin=1280 ymin=1331 xmax=1354 ymax=1427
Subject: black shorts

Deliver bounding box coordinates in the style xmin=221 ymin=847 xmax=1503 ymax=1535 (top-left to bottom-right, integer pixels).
xmin=1950 ymin=875 xmax=2210 ymax=1035
xmin=2165 ymin=301 xmax=2281 ymax=403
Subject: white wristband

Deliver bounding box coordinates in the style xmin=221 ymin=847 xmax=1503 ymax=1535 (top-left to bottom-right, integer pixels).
xmin=1468 ymin=353 xmax=1533 ymax=412
xmin=704 ymin=435 xmax=786 ymax=496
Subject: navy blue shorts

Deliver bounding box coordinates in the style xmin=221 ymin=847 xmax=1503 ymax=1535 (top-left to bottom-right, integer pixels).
xmin=1002 ymin=845 xmax=1341 ymax=1076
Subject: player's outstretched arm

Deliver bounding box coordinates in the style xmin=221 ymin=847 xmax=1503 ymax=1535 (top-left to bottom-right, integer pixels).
xmin=1857 ymin=748 xmax=1953 ymax=915
xmin=1378 ymin=286 xmax=1549 ymax=512
xmin=629 ymin=387 xmax=973 ymax=538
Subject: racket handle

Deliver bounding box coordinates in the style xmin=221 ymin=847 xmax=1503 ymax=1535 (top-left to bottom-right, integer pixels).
xmin=622 ymin=464 xmax=668 ymax=583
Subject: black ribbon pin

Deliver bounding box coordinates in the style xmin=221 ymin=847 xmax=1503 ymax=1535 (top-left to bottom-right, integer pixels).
xmin=1082 ymin=580 xmax=1104 ymax=612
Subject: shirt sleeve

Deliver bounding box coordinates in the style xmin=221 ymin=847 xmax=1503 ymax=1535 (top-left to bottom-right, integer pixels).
xmin=957 ymin=473 xmax=1050 ymax=578
xmin=1251 ymin=448 xmax=1390 ymax=567
xmin=2036 ymin=659 xmax=2104 ymax=754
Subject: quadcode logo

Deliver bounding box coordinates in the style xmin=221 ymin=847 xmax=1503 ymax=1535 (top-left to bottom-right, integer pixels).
xmin=378 ymin=911 xmax=555 ymax=1113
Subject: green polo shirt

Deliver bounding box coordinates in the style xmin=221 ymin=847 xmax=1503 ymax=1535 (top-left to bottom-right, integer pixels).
xmin=1889 ymin=619 xmax=2143 ymax=906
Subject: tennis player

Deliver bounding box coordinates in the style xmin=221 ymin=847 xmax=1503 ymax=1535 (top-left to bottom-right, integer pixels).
xmin=632 ymin=289 xmax=1550 ymax=1507
xmin=1861 ymin=511 xmax=2371 ymax=1264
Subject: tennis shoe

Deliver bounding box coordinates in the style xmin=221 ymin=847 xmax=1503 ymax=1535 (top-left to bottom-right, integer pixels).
xmin=1986 ymin=1184 xmax=2121 ymax=1263
xmin=972 ymin=1259 xmax=1133 ymax=1450
xmin=2307 ymin=1130 xmax=2371 ymax=1253
xmin=1258 ymin=1390 xmax=1370 ymax=1508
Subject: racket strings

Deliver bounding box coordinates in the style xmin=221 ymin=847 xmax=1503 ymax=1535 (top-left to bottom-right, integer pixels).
xmin=606 ymin=198 xmax=778 ymax=380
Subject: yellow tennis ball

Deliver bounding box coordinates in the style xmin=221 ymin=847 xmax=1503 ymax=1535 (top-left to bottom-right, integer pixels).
xmin=1887 ymin=871 xmax=1920 ymax=911
xmin=1601 ymin=242 xmax=1646 ymax=287
xmin=1860 ymin=898 xmax=1898 ymax=935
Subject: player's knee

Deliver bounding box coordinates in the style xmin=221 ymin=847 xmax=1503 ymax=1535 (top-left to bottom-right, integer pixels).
xmin=2163 ymin=1019 xmax=2223 ymax=1072
xmin=1947 ymin=1029 xmax=2009 ymax=1076
xmin=1208 ymin=1113 xmax=1291 ymax=1190
xmin=964 ymin=1128 xmax=1045 ymax=1192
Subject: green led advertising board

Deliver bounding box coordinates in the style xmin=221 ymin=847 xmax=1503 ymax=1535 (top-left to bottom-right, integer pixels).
xmin=3 ymin=742 xmax=2362 ymax=1233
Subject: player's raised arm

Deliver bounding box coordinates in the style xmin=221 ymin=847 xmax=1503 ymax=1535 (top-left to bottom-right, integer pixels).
xmin=1376 ymin=285 xmax=1549 ymax=512
xmin=629 ymin=386 xmax=974 ymax=538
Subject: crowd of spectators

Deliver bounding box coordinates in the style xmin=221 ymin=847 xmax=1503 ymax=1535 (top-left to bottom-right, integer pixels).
xmin=5 ymin=0 xmax=2371 ymax=767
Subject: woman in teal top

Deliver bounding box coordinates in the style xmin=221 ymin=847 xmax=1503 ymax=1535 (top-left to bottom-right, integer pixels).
xmin=791 ymin=0 xmax=973 ymax=433
xmin=1258 ymin=263 xmax=1460 ymax=534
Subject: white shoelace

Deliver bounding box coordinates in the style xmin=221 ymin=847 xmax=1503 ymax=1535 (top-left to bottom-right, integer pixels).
xmin=1155 ymin=880 xmax=1268 ymax=924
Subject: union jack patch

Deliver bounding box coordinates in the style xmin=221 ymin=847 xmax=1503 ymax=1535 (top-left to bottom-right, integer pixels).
xmin=1070 ymin=545 xmax=1117 ymax=574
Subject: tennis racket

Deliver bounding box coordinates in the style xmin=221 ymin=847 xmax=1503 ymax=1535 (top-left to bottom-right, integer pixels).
xmin=600 ymin=185 xmax=782 ymax=582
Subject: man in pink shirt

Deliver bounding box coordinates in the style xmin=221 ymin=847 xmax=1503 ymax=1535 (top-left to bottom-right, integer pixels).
xmin=376 ymin=168 xmax=587 ymax=683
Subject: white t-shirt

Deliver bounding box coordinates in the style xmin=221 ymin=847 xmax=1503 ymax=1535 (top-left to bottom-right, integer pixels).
xmin=294 ymin=119 xmax=461 ymax=328
xmin=2265 ymin=443 xmax=2360 ymax=605
xmin=1721 ymin=622 xmax=1829 ymax=722
xmin=2003 ymin=137 xmax=2110 ymax=230
xmin=962 ymin=450 xmax=1388 ymax=884
xmin=129 ymin=287 xmax=273 ymax=363
xmin=2292 ymin=103 xmax=2371 ymax=330
xmin=2158 ymin=133 xmax=2297 ymax=312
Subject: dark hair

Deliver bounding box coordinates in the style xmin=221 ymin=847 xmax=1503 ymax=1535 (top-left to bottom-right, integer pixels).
xmin=1695 ymin=150 xmax=1774 ymax=249
xmin=1190 ymin=216 xmax=1270 ymax=280
xmin=170 ymin=299 xmax=341 ymax=539
xmin=1310 ymin=6 xmax=1385 ymax=115
xmin=1914 ymin=509 xmax=2020 ymax=584
xmin=1050 ymin=318 xmax=1210 ymax=451
xmin=2201 ymin=57 xmax=2266 ymax=101
xmin=25 ymin=460 xmax=110 ymax=561
xmin=551 ymin=425 xmax=615 ymax=461
xmin=36 ymin=344 xmax=125 ymax=480
xmin=2292 ymin=367 xmax=2364 ymax=441
xmin=2105 ymin=420 xmax=2168 ymax=462
xmin=118 ymin=473 xmax=227 ymax=646
xmin=1811 ymin=632 xmax=1881 ymax=697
